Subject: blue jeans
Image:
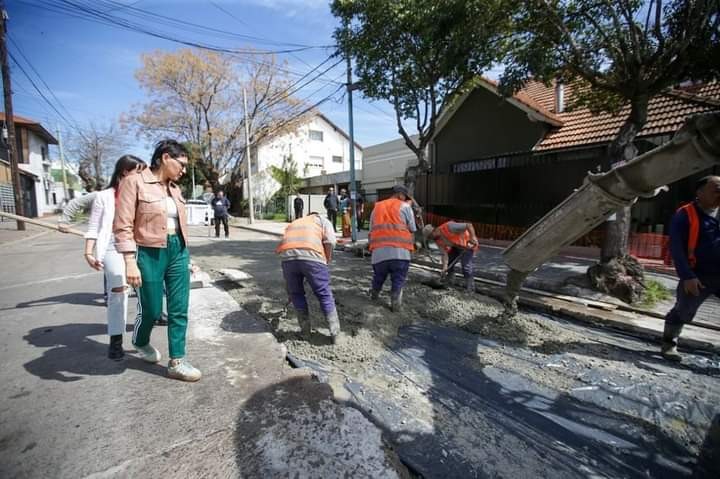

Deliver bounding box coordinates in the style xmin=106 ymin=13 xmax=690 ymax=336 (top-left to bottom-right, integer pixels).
xmin=372 ymin=260 xmax=410 ymax=294
xmin=282 ymin=260 xmax=336 ymax=315
xmin=448 ymin=247 xmax=475 ymax=279
xmin=665 ymin=274 xmax=720 ymax=325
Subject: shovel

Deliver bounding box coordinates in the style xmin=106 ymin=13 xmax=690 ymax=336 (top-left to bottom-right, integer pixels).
xmin=421 ymin=252 xmax=464 ymax=289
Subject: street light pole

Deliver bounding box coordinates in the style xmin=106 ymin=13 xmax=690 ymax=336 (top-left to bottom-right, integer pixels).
xmin=0 ymin=3 xmax=24 ymax=230
xmin=57 ymin=126 xmax=68 ymax=201
xmin=243 ymin=87 xmax=254 ymax=224
xmin=346 ymin=55 xmax=357 ymax=243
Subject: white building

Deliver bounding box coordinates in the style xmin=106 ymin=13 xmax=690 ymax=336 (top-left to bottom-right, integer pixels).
xmin=361 ymin=135 xmax=418 ymax=202
xmin=247 ymin=113 xmax=363 ymax=211
xmin=0 ymin=114 xmax=58 ymax=217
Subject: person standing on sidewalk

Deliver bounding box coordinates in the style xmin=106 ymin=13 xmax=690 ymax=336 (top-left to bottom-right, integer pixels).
xmin=425 ymin=221 xmax=479 ymax=292
xmin=276 ymin=212 xmax=340 ymax=343
xmin=114 ymin=139 xmax=201 ymax=382
xmin=368 ymin=185 xmax=416 ymax=312
xmin=662 ymin=175 xmax=720 ymax=361
xmin=82 ymin=155 xmax=146 ymax=360
xmin=324 ymin=187 xmax=339 ymax=232
xmin=293 ymin=196 xmax=304 ymax=220
xmin=213 ymin=190 xmax=231 ymax=239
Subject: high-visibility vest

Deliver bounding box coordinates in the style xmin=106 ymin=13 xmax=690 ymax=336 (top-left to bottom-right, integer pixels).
xmin=677 ymin=203 xmax=700 ymax=269
xmin=276 ymin=215 xmax=326 ymax=259
xmin=435 ymin=222 xmax=476 ymax=253
xmin=369 ymin=198 xmax=414 ymax=252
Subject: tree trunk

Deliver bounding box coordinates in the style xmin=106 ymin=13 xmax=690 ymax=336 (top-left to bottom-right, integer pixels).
xmin=589 ymin=96 xmax=649 ymax=304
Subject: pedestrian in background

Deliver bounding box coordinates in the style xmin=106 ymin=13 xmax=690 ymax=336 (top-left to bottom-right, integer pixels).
xmin=356 ymin=193 xmax=365 ymax=230
xmin=662 ymin=175 xmax=720 ymax=361
xmin=294 ymin=195 xmax=304 ymax=220
xmin=213 ymin=190 xmax=231 ymax=239
xmin=368 ymin=185 xmax=416 ymax=312
xmin=339 ymin=188 xmax=351 ymax=237
xmin=83 ymin=155 xmax=146 ymax=360
xmin=276 ymin=212 xmax=340 ymax=343
xmin=324 ymin=186 xmax=339 ymax=232
xmin=114 ymin=139 xmax=201 ymax=382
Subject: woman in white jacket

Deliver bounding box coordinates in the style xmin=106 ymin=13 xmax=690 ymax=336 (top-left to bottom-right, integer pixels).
xmin=84 ymin=155 xmax=146 ymax=360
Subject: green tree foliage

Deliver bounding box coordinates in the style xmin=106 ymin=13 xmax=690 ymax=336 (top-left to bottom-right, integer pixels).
xmin=332 ymin=0 xmax=512 ymax=187
xmin=270 ymin=155 xmax=303 ymax=197
xmin=501 ymin=0 xmax=719 ymax=296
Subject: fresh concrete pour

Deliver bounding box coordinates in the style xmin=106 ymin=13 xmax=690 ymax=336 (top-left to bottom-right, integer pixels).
xmin=193 ymin=229 xmax=720 ymax=478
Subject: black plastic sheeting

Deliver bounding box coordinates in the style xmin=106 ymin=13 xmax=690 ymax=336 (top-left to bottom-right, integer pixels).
xmin=295 ymin=321 xmax=720 ymax=478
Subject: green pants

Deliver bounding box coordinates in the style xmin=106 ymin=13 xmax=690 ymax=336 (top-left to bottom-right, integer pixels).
xmin=134 ymin=234 xmax=190 ymax=359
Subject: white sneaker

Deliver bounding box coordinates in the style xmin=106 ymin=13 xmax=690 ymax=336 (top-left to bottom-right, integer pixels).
xmin=167 ymin=358 xmax=202 ymax=382
xmin=135 ymin=343 xmax=161 ymax=363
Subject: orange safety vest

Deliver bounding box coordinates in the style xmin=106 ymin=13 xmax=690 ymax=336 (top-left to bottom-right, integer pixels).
xmin=677 ymin=203 xmax=700 ymax=269
xmin=369 ymin=198 xmax=415 ymax=252
xmin=435 ymin=222 xmax=475 ymax=253
xmin=276 ymin=215 xmax=326 ymax=258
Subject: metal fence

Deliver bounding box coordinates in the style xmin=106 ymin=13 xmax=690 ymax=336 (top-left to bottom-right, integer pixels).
xmin=0 ymin=183 xmax=15 ymax=219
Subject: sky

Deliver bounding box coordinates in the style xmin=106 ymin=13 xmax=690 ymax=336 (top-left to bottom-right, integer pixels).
xmin=7 ymin=0 xmax=413 ymax=163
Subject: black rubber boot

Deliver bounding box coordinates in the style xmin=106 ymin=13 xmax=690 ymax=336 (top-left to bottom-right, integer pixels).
xmin=391 ymin=289 xmax=403 ymax=313
xmin=325 ymin=309 xmax=341 ymax=344
xmin=370 ymin=289 xmax=380 ymax=301
xmin=465 ymin=277 xmax=474 ymax=292
xmin=154 ymin=312 xmax=168 ymax=327
xmin=297 ymin=310 xmax=312 ymax=338
xmin=661 ymin=322 xmax=683 ymax=362
xmin=108 ymin=335 xmax=124 ymax=361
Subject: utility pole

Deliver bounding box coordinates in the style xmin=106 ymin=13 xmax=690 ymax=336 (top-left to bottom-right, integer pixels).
xmin=57 ymin=126 xmax=68 ymax=201
xmin=346 ymin=53 xmax=358 ymax=242
xmin=243 ymin=87 xmax=254 ymax=224
xmin=0 ymin=3 xmax=24 ymax=230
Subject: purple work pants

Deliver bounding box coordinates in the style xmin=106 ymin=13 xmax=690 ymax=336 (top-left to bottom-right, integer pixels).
xmin=448 ymin=247 xmax=475 ymax=279
xmin=282 ymin=260 xmax=336 ymax=315
xmin=372 ymin=259 xmax=410 ymax=294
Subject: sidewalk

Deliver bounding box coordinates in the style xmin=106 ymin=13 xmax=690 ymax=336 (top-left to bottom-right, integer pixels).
xmin=231 ymin=218 xmax=720 ymax=353
xmin=0 ymin=215 xmax=58 ymax=245
xmin=0 ymin=230 xmax=406 ymax=478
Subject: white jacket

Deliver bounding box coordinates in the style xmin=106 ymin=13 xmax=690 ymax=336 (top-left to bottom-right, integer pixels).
xmin=84 ymin=188 xmax=120 ymax=261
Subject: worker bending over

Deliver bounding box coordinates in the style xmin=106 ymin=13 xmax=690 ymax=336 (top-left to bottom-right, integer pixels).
xmin=426 ymin=221 xmax=479 ymax=292
xmin=276 ymin=212 xmax=341 ymax=343
xmin=662 ymin=176 xmax=720 ymax=361
xmin=369 ymin=185 xmax=417 ymax=312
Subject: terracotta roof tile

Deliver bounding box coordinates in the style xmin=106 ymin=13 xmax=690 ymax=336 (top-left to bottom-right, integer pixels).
xmin=522 ymin=81 xmax=720 ymax=151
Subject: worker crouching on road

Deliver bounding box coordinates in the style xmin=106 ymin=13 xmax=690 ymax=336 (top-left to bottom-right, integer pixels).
xmin=424 ymin=221 xmax=479 ymax=292
xmin=662 ymin=175 xmax=720 ymax=362
xmin=276 ymin=212 xmax=341 ymax=343
xmin=368 ymin=185 xmax=417 ymax=312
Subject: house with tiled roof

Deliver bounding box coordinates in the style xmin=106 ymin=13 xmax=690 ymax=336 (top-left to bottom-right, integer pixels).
xmin=0 ymin=113 xmax=59 ymax=217
xmin=418 ymin=79 xmax=719 ymax=238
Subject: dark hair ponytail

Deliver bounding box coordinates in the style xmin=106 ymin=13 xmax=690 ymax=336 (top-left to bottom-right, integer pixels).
xmin=150 ymin=139 xmax=189 ymax=168
xmin=108 ymin=155 xmax=146 ymax=189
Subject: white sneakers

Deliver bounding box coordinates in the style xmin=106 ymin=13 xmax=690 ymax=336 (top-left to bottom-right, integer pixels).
xmin=167 ymin=358 xmax=202 ymax=382
xmin=135 ymin=343 xmax=161 ymax=363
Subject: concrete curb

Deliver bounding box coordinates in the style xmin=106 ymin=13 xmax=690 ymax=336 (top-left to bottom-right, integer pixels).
xmin=232 ymin=223 xmax=283 ymax=237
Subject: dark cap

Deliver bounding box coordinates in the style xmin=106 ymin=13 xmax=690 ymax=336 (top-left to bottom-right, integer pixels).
xmin=392 ymin=184 xmax=409 ymax=197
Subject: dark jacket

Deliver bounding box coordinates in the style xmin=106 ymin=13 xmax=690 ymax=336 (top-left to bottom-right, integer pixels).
xmin=294 ymin=197 xmax=304 ymax=210
xmin=212 ymin=196 xmax=231 ymax=218
xmin=324 ymin=193 xmax=339 ymax=211
xmin=669 ymin=201 xmax=720 ymax=280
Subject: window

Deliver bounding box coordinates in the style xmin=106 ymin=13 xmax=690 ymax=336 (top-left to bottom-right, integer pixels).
xmin=309 ymin=130 xmax=323 ymax=142
xmin=307 ymin=156 xmax=324 ymax=168
xmin=332 ymin=155 xmax=343 ymax=163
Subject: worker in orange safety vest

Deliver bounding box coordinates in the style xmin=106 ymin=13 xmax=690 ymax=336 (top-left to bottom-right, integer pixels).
xmin=368 ymin=185 xmax=417 ymax=312
xmin=276 ymin=212 xmax=340 ymax=342
xmin=423 ymin=221 xmax=479 ymax=291
xmin=663 ymin=175 xmax=720 ymax=361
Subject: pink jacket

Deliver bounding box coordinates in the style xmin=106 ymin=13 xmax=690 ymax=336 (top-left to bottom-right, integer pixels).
xmin=113 ymin=168 xmax=188 ymax=252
